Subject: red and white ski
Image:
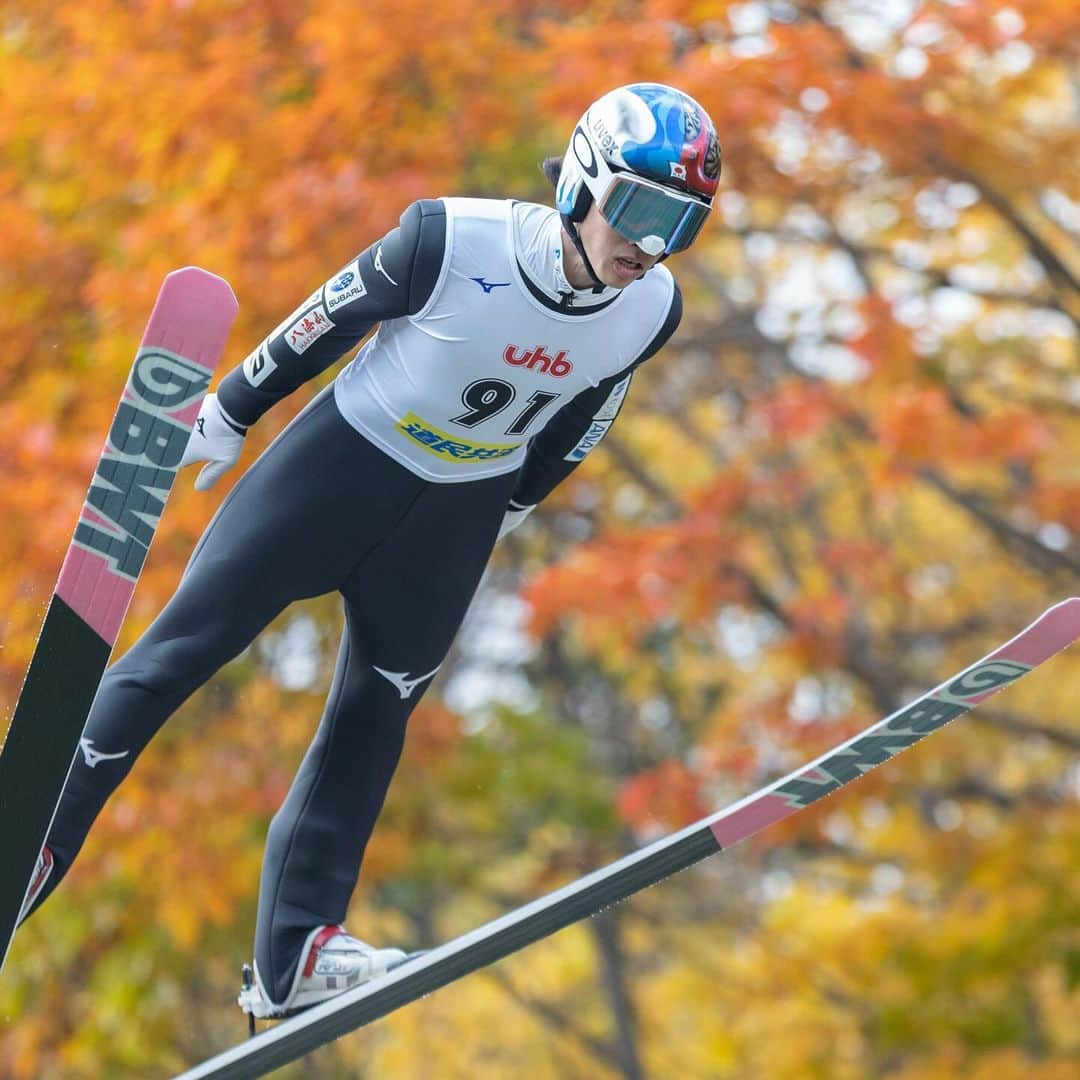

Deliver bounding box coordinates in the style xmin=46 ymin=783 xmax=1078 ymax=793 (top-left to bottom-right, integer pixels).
xmin=177 ymin=597 xmax=1080 ymax=1080
xmin=0 ymin=267 xmax=238 ymax=971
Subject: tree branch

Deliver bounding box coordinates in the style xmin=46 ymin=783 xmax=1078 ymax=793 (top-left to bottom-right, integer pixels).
xmin=601 ymin=432 xmax=685 ymax=519
xmin=485 ymin=966 xmax=623 ymax=1073
xmin=970 ymin=707 xmax=1080 ymax=751
xmin=590 ymin=909 xmax=647 ymax=1080
xmin=916 ymin=465 xmax=1080 ymax=576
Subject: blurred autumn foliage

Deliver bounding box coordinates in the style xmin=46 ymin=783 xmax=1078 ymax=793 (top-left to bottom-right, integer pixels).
xmin=2 ymin=1 xmax=1078 ymax=1077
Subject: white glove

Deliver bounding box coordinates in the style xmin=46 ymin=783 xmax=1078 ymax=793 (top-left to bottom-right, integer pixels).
xmin=497 ymin=503 xmax=534 ymax=541
xmin=180 ymin=393 xmax=246 ymax=491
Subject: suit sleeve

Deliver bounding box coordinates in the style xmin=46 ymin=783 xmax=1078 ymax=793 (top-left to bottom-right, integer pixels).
xmin=508 ymin=280 xmax=683 ymax=511
xmin=216 ymin=199 xmax=447 ymax=429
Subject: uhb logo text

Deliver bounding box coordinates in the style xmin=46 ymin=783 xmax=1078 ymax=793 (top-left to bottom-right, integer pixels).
xmin=74 ymin=349 xmax=210 ymax=580
xmin=503 ymin=345 xmax=572 ymax=377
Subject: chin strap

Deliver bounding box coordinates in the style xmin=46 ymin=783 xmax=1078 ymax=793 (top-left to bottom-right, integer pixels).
xmin=560 ymin=212 xmax=606 ymax=291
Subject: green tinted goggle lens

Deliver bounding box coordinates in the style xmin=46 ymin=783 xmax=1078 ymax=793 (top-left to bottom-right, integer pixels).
xmin=599 ymin=178 xmax=710 ymax=255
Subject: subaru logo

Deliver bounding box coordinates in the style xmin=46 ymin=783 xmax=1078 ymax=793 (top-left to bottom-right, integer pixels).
xmin=331 ymin=272 xmax=354 ymax=292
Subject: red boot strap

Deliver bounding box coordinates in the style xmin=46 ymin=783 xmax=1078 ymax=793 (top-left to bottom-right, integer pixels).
xmin=302 ymin=925 xmax=346 ymax=977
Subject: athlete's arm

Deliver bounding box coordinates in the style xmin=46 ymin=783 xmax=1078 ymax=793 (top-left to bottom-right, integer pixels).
xmin=215 ymin=199 xmax=448 ymax=429
xmin=505 ymin=281 xmax=683 ymax=522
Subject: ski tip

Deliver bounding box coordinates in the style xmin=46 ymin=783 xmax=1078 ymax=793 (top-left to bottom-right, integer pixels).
xmin=162 ymin=266 xmax=239 ymax=313
xmin=142 ymin=267 xmax=239 ymax=365
xmin=1035 ymin=596 xmax=1080 ymax=626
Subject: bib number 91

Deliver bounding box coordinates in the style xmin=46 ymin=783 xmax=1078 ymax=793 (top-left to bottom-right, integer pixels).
xmin=451 ymin=379 xmax=560 ymax=436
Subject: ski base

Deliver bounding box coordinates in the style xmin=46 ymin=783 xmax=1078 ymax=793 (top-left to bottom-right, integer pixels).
xmin=0 ymin=267 xmax=238 ymax=971
xmin=174 ymin=598 xmax=1080 ymax=1080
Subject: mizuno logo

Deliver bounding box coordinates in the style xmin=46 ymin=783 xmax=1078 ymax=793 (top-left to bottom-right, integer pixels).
xmin=372 ymin=664 xmax=441 ymax=700
xmin=374 ymin=244 xmax=399 ymax=287
xmin=471 ymin=277 xmax=511 ymax=294
xmin=79 ymin=737 xmax=130 ymax=769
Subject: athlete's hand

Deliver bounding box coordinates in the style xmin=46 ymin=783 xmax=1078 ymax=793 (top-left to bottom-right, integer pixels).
xmin=497 ymin=502 xmax=534 ymax=542
xmin=181 ymin=393 xmax=247 ymax=491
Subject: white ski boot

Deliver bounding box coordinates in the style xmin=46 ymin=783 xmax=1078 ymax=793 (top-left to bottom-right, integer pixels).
xmin=238 ymin=924 xmax=406 ymax=1020
xmin=17 ymin=847 xmax=54 ymax=927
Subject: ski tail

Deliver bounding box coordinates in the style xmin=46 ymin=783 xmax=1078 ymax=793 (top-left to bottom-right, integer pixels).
xmin=0 ymin=268 xmax=238 ymax=971
xmin=174 ymin=598 xmax=1080 ymax=1080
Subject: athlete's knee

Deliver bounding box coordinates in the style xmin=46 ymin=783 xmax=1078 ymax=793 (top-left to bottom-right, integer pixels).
xmin=102 ymin=627 xmax=229 ymax=710
xmin=103 ymin=648 xmax=184 ymax=700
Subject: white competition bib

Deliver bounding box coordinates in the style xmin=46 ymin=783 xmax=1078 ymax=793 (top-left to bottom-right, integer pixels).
xmin=334 ymin=198 xmax=676 ymax=483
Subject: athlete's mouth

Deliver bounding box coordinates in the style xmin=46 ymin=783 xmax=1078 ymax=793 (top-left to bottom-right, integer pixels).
xmin=614 ymin=255 xmax=644 ymax=274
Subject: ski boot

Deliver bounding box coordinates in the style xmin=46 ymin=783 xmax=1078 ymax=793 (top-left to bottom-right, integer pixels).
xmin=238 ymin=925 xmax=407 ymax=1027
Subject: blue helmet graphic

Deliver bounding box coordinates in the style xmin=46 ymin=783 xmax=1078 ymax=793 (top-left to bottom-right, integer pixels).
xmin=556 ymin=83 xmax=721 ymax=225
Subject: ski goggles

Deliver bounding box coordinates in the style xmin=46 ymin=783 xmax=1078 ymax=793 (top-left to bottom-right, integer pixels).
xmin=597 ymin=173 xmax=712 ymax=257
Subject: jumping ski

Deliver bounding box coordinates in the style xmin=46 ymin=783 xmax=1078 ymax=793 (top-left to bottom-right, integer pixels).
xmin=175 ymin=596 xmax=1080 ymax=1080
xmin=0 ymin=267 xmax=238 ymax=971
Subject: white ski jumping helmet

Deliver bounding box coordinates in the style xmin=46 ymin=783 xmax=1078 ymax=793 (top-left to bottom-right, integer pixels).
xmin=556 ymin=83 xmax=721 ymax=257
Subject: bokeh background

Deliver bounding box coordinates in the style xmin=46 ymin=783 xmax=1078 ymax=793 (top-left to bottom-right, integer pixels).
xmin=1 ymin=1 xmax=1078 ymax=1077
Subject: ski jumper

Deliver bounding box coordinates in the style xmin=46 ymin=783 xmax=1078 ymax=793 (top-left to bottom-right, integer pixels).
xmin=39 ymin=197 xmax=682 ymax=1005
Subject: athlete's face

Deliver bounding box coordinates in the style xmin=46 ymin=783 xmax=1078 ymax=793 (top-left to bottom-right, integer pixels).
xmin=565 ymin=203 xmax=661 ymax=290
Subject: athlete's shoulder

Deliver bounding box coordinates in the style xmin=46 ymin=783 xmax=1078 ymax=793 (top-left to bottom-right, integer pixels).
xmin=396 ymin=198 xmax=448 ymax=243
xmin=627 ymin=262 xmax=678 ymax=318
xmin=512 ymin=199 xmax=557 ymax=220
xmin=635 ymin=261 xmax=676 ymax=298
xmin=629 ymin=265 xmax=682 ymax=356
xmin=438 ymin=196 xmax=514 ymax=224
xmin=610 ymin=266 xmax=681 ymax=360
